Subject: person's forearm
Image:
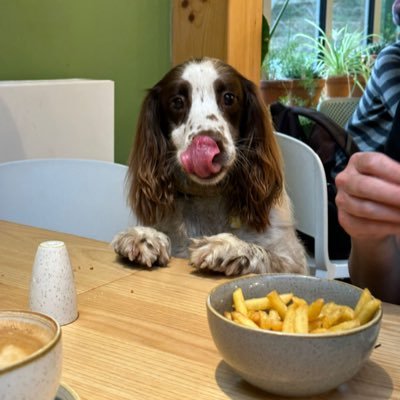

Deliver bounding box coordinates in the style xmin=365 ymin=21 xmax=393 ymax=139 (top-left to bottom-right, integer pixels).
xmin=349 ymin=235 xmax=400 ymax=304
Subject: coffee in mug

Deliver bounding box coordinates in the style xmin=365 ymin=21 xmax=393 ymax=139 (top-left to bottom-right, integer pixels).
xmin=0 ymin=319 xmax=54 ymax=369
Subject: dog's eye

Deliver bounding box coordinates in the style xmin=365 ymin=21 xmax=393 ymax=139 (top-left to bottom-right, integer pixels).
xmin=171 ymin=96 xmax=185 ymax=111
xmin=223 ymin=92 xmax=236 ymax=106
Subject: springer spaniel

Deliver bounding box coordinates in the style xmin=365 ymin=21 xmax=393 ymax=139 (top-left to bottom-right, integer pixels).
xmin=112 ymin=58 xmax=307 ymax=276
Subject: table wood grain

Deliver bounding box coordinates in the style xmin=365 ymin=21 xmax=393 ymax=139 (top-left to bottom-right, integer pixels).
xmin=0 ymin=220 xmax=399 ymax=400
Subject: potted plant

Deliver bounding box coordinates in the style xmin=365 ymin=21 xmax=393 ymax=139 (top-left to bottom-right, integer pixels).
xmin=298 ymin=21 xmax=374 ymax=98
xmin=264 ymin=41 xmax=325 ymax=107
xmin=261 ymin=47 xmax=292 ymax=105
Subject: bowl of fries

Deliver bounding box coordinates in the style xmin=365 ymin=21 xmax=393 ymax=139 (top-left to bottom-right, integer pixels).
xmin=206 ymin=274 xmax=382 ymax=397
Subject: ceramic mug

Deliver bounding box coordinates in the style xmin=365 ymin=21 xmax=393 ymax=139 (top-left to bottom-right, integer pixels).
xmin=0 ymin=310 xmax=62 ymax=400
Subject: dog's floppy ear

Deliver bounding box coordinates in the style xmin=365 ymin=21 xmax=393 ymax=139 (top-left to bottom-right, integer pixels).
xmin=227 ymin=77 xmax=284 ymax=231
xmin=127 ymin=86 xmax=175 ymax=225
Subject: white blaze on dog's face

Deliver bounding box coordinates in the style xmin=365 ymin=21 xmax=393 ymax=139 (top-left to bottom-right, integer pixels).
xmin=169 ymin=59 xmax=243 ymax=185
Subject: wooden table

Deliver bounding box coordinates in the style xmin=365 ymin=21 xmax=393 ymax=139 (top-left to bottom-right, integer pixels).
xmin=1 ymin=220 xmax=399 ymax=400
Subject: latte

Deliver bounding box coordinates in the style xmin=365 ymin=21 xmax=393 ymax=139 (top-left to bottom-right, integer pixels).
xmin=0 ymin=320 xmax=53 ymax=369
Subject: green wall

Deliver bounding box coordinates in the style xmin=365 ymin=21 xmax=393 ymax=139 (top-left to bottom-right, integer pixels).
xmin=0 ymin=0 xmax=171 ymax=164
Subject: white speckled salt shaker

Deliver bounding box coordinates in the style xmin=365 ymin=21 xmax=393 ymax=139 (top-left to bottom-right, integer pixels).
xmin=29 ymin=241 xmax=78 ymax=325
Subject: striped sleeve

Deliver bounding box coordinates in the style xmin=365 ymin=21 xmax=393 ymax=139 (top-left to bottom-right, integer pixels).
xmin=333 ymin=41 xmax=400 ymax=177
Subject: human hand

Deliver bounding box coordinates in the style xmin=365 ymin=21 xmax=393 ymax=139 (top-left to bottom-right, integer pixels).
xmin=335 ymin=152 xmax=400 ymax=238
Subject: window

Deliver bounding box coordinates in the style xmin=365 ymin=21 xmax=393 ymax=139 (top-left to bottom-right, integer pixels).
xmin=380 ymin=0 xmax=399 ymax=43
xmin=331 ymin=0 xmax=366 ymax=33
xmin=263 ymin=0 xmax=399 ymax=55
xmin=269 ymin=0 xmax=318 ymax=50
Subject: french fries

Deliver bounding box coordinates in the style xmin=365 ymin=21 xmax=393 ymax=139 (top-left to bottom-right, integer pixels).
xmin=308 ymin=298 xmax=324 ymax=321
xmin=357 ymin=299 xmax=381 ymax=325
xmin=282 ymin=304 xmax=296 ymax=333
xmin=232 ymin=288 xmax=248 ymax=316
xmin=267 ymin=290 xmax=288 ymax=320
xmin=294 ymin=304 xmax=309 ymax=334
xmin=225 ymin=287 xmax=381 ymax=335
xmin=244 ymin=292 xmax=293 ymax=311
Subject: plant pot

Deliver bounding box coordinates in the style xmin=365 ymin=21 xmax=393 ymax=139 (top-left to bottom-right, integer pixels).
xmin=350 ymin=75 xmax=366 ymax=97
xmin=325 ymin=75 xmax=352 ymax=98
xmin=260 ymin=79 xmax=292 ymax=106
xmin=289 ymin=79 xmax=325 ymax=108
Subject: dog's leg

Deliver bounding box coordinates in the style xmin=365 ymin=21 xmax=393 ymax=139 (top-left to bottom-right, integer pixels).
xmin=111 ymin=227 xmax=171 ymax=267
xmin=189 ymin=233 xmax=307 ymax=275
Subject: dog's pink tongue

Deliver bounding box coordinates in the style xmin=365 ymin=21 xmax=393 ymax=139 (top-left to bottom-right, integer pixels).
xmin=181 ymin=135 xmax=221 ymax=178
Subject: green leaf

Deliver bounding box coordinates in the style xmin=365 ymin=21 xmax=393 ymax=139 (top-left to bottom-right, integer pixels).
xmin=262 ymin=15 xmax=270 ymax=65
xmin=261 ymin=0 xmax=291 ymax=69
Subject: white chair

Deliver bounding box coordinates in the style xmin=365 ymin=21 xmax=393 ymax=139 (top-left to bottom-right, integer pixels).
xmin=0 ymin=159 xmax=136 ymax=242
xmin=317 ymin=97 xmax=359 ymax=128
xmin=275 ymin=132 xmax=349 ymax=279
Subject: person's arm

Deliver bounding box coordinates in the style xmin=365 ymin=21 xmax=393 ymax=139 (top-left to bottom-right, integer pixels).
xmin=335 ymin=152 xmax=400 ymax=304
xmin=349 ymin=236 xmax=400 ymax=303
xmin=373 ymin=44 xmax=400 ymax=117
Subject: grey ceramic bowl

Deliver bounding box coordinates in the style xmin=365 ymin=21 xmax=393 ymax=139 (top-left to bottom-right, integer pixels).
xmin=206 ymin=274 xmax=382 ymax=397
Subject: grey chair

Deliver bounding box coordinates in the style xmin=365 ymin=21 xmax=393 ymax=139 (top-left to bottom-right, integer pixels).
xmin=317 ymin=97 xmax=360 ymax=128
xmin=0 ymin=159 xmax=136 ymax=242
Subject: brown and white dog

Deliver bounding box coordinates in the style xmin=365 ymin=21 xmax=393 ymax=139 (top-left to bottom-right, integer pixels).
xmin=112 ymin=58 xmax=307 ymax=276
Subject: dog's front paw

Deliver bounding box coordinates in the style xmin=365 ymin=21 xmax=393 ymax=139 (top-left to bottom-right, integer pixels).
xmin=111 ymin=227 xmax=171 ymax=267
xmin=189 ymin=233 xmax=255 ymax=276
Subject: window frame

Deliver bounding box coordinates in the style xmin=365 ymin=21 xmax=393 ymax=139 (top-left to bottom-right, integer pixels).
xmin=263 ymin=0 xmax=383 ymax=40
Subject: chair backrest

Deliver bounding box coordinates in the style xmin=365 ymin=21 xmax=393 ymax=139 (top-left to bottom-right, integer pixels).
xmin=317 ymin=97 xmax=359 ymax=128
xmin=0 ymin=159 xmax=136 ymax=242
xmin=275 ymin=132 xmax=347 ymax=279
